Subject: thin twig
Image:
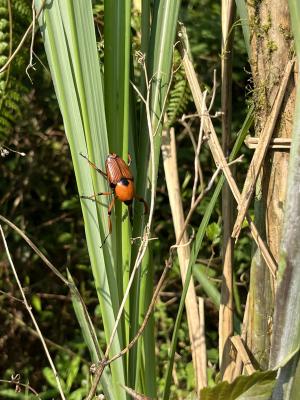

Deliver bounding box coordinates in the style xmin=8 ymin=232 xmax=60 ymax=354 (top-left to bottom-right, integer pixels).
xmin=1 ymin=145 xmax=26 ymax=156
xmin=169 ymin=227 xmax=194 ymax=252
xmin=91 ymin=162 xmax=239 ymax=400
xmin=121 ymin=384 xmax=152 ymax=400
xmin=191 ymin=91 xmax=207 ymax=206
xmin=25 ymin=0 xmax=37 ymax=83
xmin=0 ymin=225 xmax=66 ymax=400
xmin=0 ymin=215 xmax=69 ymax=285
xmin=1 ymin=308 xmax=89 ymax=365
xmin=208 ymin=69 xmax=217 ymax=113
xmin=179 ymin=119 xmax=204 ymax=192
xmin=181 ymin=111 xmax=223 ymax=120
xmin=0 ymin=377 xmax=41 ymax=399
xmin=0 ymin=215 xmax=102 ymax=361
xmin=0 ymin=289 xmax=24 ymax=303
xmin=0 ymin=0 xmax=47 ymax=74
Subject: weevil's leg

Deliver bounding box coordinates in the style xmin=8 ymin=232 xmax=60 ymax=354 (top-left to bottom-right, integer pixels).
xmin=135 ymin=195 xmax=149 ymax=215
xmin=127 ymin=153 xmax=132 ymax=166
xmin=100 ymin=197 xmax=115 ymax=248
xmin=80 ymin=152 xmax=107 ymax=179
xmin=107 ymin=197 xmax=115 ymax=232
xmin=81 ymin=191 xmax=112 ymax=201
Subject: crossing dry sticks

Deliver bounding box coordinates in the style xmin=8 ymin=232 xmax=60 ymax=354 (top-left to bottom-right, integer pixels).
xmin=232 ymin=59 xmax=295 ymax=240
xmin=178 ymin=25 xmax=277 ymax=278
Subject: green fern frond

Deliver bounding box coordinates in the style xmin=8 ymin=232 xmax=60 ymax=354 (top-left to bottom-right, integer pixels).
xmin=4 ymin=96 xmax=21 ymax=112
xmin=166 ymin=49 xmax=192 ymax=127
xmin=0 ymin=0 xmax=31 ymax=144
xmin=14 ymin=0 xmax=32 ymax=20
xmin=0 ymin=115 xmax=12 ymax=129
xmin=6 ymin=88 xmax=21 ymax=101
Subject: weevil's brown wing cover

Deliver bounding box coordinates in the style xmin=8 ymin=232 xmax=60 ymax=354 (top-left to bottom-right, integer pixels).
xmin=105 ymin=154 xmax=133 ymax=185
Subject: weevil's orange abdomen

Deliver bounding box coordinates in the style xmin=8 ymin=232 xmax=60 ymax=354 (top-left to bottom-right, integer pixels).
xmin=115 ymin=179 xmax=135 ymax=203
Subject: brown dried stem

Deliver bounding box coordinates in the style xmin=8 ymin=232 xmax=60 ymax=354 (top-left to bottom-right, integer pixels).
xmin=219 ymin=0 xmax=236 ymax=382
xmin=0 ymin=376 xmax=40 ymax=399
xmin=231 ymin=335 xmax=255 ymax=375
xmin=162 ymin=126 xmax=207 ymax=392
xmin=232 ymin=58 xmax=295 ymax=239
xmin=178 ymin=23 xmax=277 ymax=278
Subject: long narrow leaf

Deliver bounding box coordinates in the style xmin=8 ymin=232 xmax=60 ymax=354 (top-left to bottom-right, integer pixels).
xmin=67 ymin=271 xmax=114 ymax=398
xmin=129 ymin=0 xmax=181 ymax=390
xmin=234 ymin=0 xmax=251 ymax=58
xmin=35 ymin=1 xmax=126 ymax=398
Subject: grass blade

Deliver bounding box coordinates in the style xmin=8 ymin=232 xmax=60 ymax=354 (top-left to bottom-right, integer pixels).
xmin=35 ymin=1 xmax=126 ymax=397
xmin=129 ymin=0 xmax=181 ymax=390
xmin=67 ymin=271 xmax=114 ymax=399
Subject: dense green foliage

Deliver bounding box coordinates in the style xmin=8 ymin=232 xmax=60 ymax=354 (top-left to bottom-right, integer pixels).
xmin=0 ymin=0 xmax=260 ymax=399
xmin=0 ymin=0 xmax=32 ymax=142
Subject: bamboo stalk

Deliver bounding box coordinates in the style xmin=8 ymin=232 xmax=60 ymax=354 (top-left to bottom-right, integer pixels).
xmin=232 ymin=294 xmax=250 ymax=379
xmin=198 ymin=297 xmax=207 ymax=383
xmin=219 ymin=0 xmax=236 ymax=382
xmin=162 ymin=127 xmax=207 ymax=392
xmin=231 ymin=335 xmax=255 ymax=375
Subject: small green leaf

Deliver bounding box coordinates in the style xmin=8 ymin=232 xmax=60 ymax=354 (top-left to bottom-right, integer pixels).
xmin=66 ymin=356 xmax=81 ymax=393
xmin=43 ymin=367 xmax=66 ymax=391
xmin=206 ymin=222 xmax=221 ymax=243
xmin=207 ymin=348 xmax=219 ymax=363
xmin=200 ymin=370 xmax=277 ymax=400
xmin=31 ymin=294 xmax=42 ymax=312
xmin=61 ymin=197 xmax=79 ymax=210
xmin=0 ymin=388 xmax=27 ymax=398
xmin=57 ymin=232 xmax=72 ymax=244
xmin=69 ymin=387 xmax=88 ymax=400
